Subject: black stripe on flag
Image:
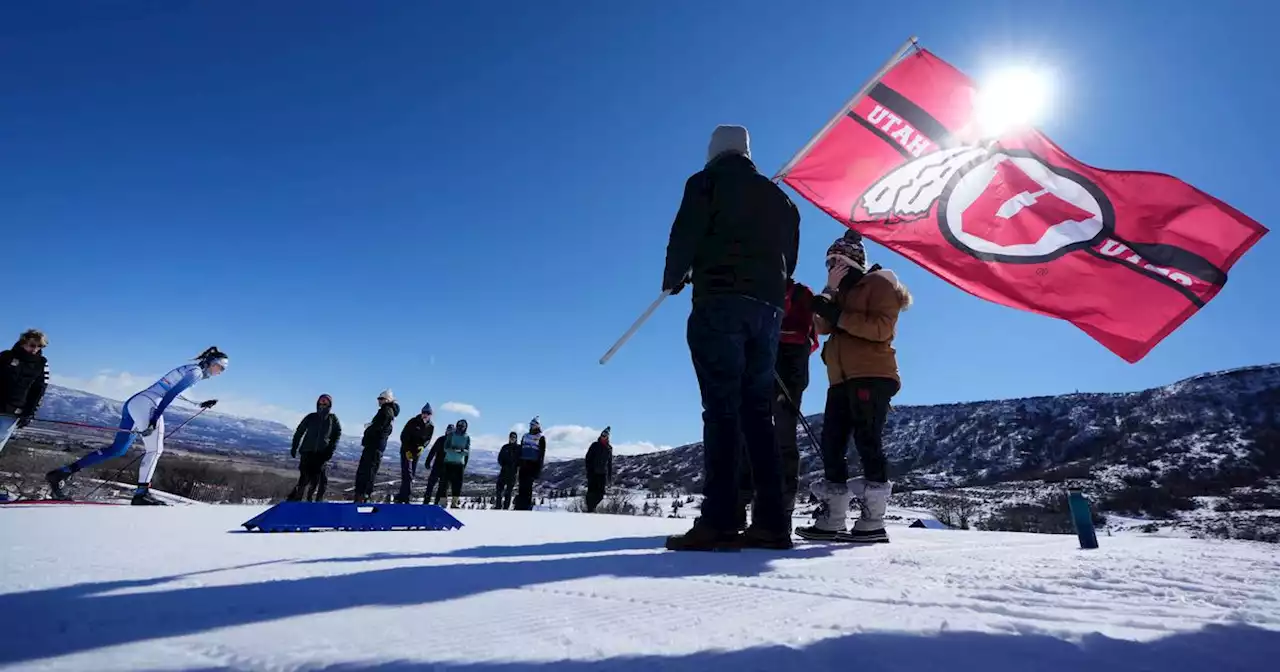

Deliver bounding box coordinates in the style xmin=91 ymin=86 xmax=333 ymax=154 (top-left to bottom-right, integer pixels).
xmin=867 ymin=83 xmax=955 ymax=147
xmin=848 ymin=113 xmax=912 ymax=159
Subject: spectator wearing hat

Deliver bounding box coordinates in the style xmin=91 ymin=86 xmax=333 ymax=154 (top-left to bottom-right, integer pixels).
xmin=584 ymin=427 xmax=614 ymax=512
xmin=288 ymin=394 xmax=342 ymax=501
xmin=661 ymin=125 xmax=800 ymax=551
xmin=354 ymin=389 xmax=399 ymax=503
xmin=396 ymin=403 xmax=435 ymax=503
xmin=797 ymin=230 xmax=912 ymax=544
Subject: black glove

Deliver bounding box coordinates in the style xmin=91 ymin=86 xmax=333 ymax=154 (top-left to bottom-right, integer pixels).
xmin=664 ymin=270 xmax=691 ymax=296
xmin=813 ymin=294 xmax=842 ymax=326
xmin=138 ymin=424 xmax=156 ymax=438
xmin=200 ymin=399 xmax=218 ymax=409
xmin=16 ymin=415 xmax=33 ymax=429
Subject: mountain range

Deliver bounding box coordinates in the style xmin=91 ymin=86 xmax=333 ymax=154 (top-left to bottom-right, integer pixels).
xmin=539 ymin=364 xmax=1280 ymax=538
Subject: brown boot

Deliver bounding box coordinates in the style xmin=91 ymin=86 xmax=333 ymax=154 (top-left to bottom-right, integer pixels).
xmin=665 ymin=520 xmax=741 ymax=552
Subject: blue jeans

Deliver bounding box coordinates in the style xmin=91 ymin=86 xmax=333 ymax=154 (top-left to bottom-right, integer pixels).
xmin=687 ymin=294 xmax=787 ymax=533
xmin=0 ymin=415 xmax=19 ymax=456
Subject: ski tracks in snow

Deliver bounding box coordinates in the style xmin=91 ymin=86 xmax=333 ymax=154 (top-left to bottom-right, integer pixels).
xmin=1 ymin=506 xmax=1278 ymax=671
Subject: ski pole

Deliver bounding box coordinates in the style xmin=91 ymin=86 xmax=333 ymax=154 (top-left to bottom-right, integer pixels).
xmin=80 ymin=453 xmax=145 ymax=501
xmin=29 ymin=418 xmax=145 ymax=434
xmin=166 ymin=407 xmax=209 ymax=439
xmin=774 ymin=370 xmax=819 ymax=447
xmin=599 ymin=290 xmax=671 ymax=365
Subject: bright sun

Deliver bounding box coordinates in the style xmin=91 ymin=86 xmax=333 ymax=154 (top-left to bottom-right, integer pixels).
xmin=973 ymin=66 xmax=1052 ymax=138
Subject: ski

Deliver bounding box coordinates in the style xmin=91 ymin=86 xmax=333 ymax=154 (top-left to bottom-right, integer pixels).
xmin=0 ymin=499 xmax=127 ymax=506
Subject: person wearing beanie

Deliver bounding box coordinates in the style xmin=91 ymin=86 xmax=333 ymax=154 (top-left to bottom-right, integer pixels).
xmin=661 ymin=125 xmax=800 ymax=552
xmin=288 ymin=393 xmax=343 ymax=502
xmin=434 ymin=418 xmax=471 ymax=508
xmin=422 ymin=423 xmax=453 ymax=505
xmin=583 ymin=426 xmax=614 ymax=513
xmin=494 ymin=431 xmax=520 ymax=509
xmin=354 ymin=389 xmax=400 ymax=503
xmin=797 ymin=229 xmax=912 ymax=544
xmin=0 ymin=329 xmax=49 ymax=457
xmin=395 ymin=403 xmax=435 ymax=503
xmin=514 ymin=417 xmax=547 ymax=511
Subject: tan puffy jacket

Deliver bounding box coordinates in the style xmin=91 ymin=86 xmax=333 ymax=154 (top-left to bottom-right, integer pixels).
xmin=815 ymin=269 xmax=912 ymax=386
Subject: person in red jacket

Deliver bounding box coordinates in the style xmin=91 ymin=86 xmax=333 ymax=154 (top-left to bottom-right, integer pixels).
xmin=736 ymin=278 xmax=818 ymax=531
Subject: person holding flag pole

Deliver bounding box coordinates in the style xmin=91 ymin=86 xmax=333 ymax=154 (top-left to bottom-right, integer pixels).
xmin=659 ymin=124 xmax=801 ymax=552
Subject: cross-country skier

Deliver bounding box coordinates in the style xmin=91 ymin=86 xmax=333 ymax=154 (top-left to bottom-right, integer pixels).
xmin=46 ymin=347 xmax=227 ymax=505
xmin=736 ymin=278 xmax=818 ymax=531
xmin=494 ymin=431 xmax=519 ymax=509
xmin=434 ymin=418 xmax=470 ymax=508
xmin=288 ymin=394 xmax=342 ymax=502
xmin=354 ymin=389 xmax=399 ymax=503
xmin=584 ymin=427 xmax=613 ymax=513
xmin=0 ymin=329 xmax=49 ymax=457
xmin=514 ymin=416 xmax=546 ymax=511
xmin=421 ymin=423 xmax=452 ymax=505
xmin=396 ymin=403 xmax=434 ymax=503
xmin=796 ymin=230 xmax=911 ymax=544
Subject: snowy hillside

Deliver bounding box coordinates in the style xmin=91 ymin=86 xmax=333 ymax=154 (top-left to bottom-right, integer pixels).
xmin=31 ymin=385 xmax=500 ymax=474
xmin=540 ymin=364 xmax=1280 ymax=540
xmin=1 ymin=503 xmax=1277 ymax=671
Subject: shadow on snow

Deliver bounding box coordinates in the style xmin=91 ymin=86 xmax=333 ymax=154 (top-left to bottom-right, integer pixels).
xmin=2 ymin=534 xmax=1277 ymax=671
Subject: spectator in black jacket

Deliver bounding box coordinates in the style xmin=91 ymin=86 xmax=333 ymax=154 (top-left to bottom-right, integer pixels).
xmin=422 ymin=424 xmax=452 ymax=505
xmin=396 ymin=403 xmax=435 ymax=503
xmin=354 ymin=389 xmax=400 ymax=503
xmin=0 ymin=329 xmax=49 ymax=456
xmin=662 ymin=125 xmax=800 ymax=552
xmin=494 ymin=431 xmax=519 ymax=509
xmin=584 ymin=427 xmax=614 ymax=513
xmin=288 ymin=393 xmax=342 ymax=502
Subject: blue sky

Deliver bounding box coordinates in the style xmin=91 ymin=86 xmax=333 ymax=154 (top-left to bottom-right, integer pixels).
xmin=3 ymin=1 xmax=1275 ymax=459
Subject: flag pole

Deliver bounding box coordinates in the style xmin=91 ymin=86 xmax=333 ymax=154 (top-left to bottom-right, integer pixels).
xmin=773 ymin=35 xmax=920 ymax=181
xmin=599 ymin=290 xmax=671 ymax=365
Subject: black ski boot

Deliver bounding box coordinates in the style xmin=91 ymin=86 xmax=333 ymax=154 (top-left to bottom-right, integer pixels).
xmin=131 ymin=489 xmax=167 ymax=506
xmin=45 ymin=469 xmax=72 ymax=501
xmin=665 ymin=519 xmax=742 ymax=552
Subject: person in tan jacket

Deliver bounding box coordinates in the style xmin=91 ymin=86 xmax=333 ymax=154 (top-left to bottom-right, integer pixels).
xmin=796 ymin=230 xmax=912 ymax=544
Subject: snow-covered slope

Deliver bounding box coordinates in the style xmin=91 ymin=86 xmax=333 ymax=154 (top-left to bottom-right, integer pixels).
xmin=1 ymin=504 xmax=1277 ymax=671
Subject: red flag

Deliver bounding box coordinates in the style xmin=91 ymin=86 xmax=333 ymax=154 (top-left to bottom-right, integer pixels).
xmin=781 ymin=48 xmax=1267 ymax=363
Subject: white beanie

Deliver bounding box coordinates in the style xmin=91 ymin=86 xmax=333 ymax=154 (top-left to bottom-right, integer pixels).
xmin=708 ymin=125 xmax=750 ymax=163
xmin=377 ymin=388 xmax=395 ymax=402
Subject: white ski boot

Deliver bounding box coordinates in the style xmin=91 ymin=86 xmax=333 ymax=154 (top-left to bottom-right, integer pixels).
xmin=836 ymin=478 xmax=891 ymax=543
xmin=795 ymin=480 xmax=849 ymax=541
